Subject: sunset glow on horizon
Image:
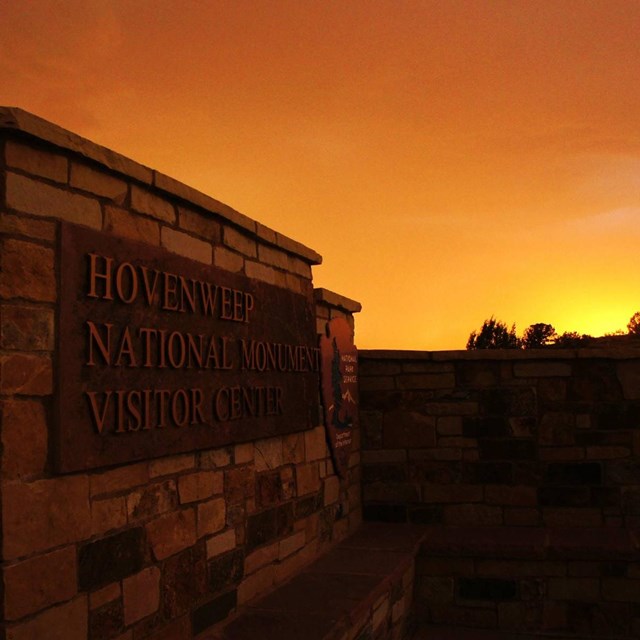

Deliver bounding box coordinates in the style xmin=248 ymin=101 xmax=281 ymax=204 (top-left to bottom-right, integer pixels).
xmin=3 ymin=1 xmax=639 ymax=350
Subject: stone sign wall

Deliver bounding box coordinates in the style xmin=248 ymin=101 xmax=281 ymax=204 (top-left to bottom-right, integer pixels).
xmin=359 ymin=349 xmax=640 ymax=528
xmin=359 ymin=348 xmax=640 ymax=637
xmin=0 ymin=108 xmax=361 ymax=640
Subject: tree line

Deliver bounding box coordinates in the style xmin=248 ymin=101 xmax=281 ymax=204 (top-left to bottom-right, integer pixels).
xmin=466 ymin=312 xmax=640 ymax=350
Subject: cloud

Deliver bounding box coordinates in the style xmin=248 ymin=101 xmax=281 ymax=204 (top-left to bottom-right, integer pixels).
xmin=566 ymin=207 xmax=640 ymax=236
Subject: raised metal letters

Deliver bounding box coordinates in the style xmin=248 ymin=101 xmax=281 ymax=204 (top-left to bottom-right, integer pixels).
xmin=56 ymin=223 xmax=319 ymax=473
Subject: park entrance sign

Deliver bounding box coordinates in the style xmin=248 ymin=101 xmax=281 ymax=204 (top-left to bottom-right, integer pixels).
xmin=56 ymin=222 xmax=319 ymax=473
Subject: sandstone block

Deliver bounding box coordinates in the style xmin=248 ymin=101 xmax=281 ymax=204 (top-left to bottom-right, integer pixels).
xmin=244 ymin=541 xmax=279 ymax=575
xmin=178 ymin=471 xmax=217 ymax=503
xmin=197 ymin=497 xmax=226 ymax=538
xmin=288 ymin=256 xmax=312 ymax=279
xmin=224 ymin=466 xmax=255 ymax=505
xmin=417 ymin=576 xmax=454 ymax=602
xmin=258 ymin=244 xmax=289 ymax=270
xmin=539 ymin=447 xmax=585 ymax=461
xmin=476 ymin=559 xmax=564 ymax=578
xmin=305 ymin=425 xmax=327 ymax=461
xmin=437 ymin=416 xmax=463 ymax=436
xmin=104 ymin=204 xmax=160 ymax=244
xmin=324 ymin=475 xmax=340 ymax=506
xmin=5 ymin=140 xmax=68 ymax=183
xmin=443 ymin=504 xmax=503 ymax=526
xmin=602 ymin=578 xmax=640 ymax=602
xmin=373 ymin=595 xmax=390 ymax=631
xmin=359 ymin=376 xmax=396 ymax=391
xmin=70 ymin=163 xmax=127 ymax=201
xmin=78 ymin=527 xmax=145 ymax=590
xmin=361 ymin=449 xmax=407 ymax=463
xmin=504 ymin=507 xmax=540 ymax=526
xmin=213 ymin=246 xmax=244 ymax=272
xmin=274 ymin=542 xmax=316 ymax=583
xmin=147 ymin=509 xmax=196 ymax=561
xmin=200 ymin=447 xmax=232 ymax=468
xmin=296 ymin=462 xmax=321 ymax=496
xmin=91 ymin=496 xmax=127 ymax=535
xmin=514 ymin=362 xmax=572 ymax=378
xmin=278 ymin=531 xmax=306 ymax=560
xmin=1 ymin=398 xmax=47 ymax=479
xmin=149 ymin=454 xmax=195 ymax=478
xmin=280 ymin=466 xmax=295 ymax=500
xmin=256 ymin=471 xmax=281 ymax=509
xmin=254 ymin=437 xmax=283 ymax=471
xmin=0 ymin=238 xmax=56 ymax=302
xmin=364 ymin=482 xmax=418 ymax=503
xmin=586 ymin=446 xmax=630 ymax=460
xmin=285 ymin=273 xmax=304 ymax=293
xmin=396 ymin=373 xmax=455 ymax=390
xmin=416 ymin=557 xmax=474 ymax=576
xmin=392 ymin=592 xmax=409 ymax=623
xmin=206 ymin=528 xmax=237 ymax=559
xmin=6 ymin=172 xmax=101 ymax=229
xmin=549 ymin=577 xmax=599 ymax=601
xmin=237 ymin=564 xmax=275 ymax=605
xmin=223 ymin=226 xmax=257 ymax=257
xmin=348 ymin=483 xmax=361 ymax=509
xmin=161 ymin=226 xmax=212 ymax=264
xmin=123 ymin=566 xmax=161 ymax=625
xmin=617 ymin=362 xmax=640 ymax=400
xmin=485 ymin=485 xmax=537 ymax=506
xmin=543 ymin=507 xmax=602 ymax=527
xmin=142 ymin=617 xmax=189 ymax=640
xmin=5 ymin=595 xmax=87 ymax=640
xmin=316 ymin=317 xmax=329 ymax=334
xmin=130 ymin=185 xmax=175 ymax=222
xmin=4 ymin=545 xmax=77 ymax=620
xmin=1 ymin=304 xmax=54 ymax=351
xmin=439 ymin=436 xmax=476 ymax=448
xmin=383 ymin=410 xmax=436 ymax=448
xmin=89 ymin=582 xmax=121 ymax=610
xmin=178 ymin=206 xmax=221 ymax=241
xmin=408 ymin=447 xmax=462 ymax=461
xmin=0 ymin=353 xmax=52 ymax=395
xmin=256 ymin=222 xmax=277 ymax=244
xmin=0 ymin=211 xmax=56 ymax=242
xmin=245 ymin=260 xmax=288 ymax=288
xmin=126 ymin=480 xmax=177 ymax=522
xmin=90 ymin=462 xmax=149 ymax=496
xmin=422 ymin=484 xmax=483 ymax=503
xmin=3 ymin=475 xmax=91 ymax=559
xmin=235 ymin=442 xmax=254 ymax=464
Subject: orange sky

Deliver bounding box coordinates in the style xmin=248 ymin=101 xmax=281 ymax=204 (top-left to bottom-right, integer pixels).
xmin=3 ymin=1 xmax=640 ymax=349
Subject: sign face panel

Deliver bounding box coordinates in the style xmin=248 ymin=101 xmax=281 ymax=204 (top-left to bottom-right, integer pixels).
xmin=319 ymin=317 xmax=358 ymax=477
xmin=56 ymin=223 xmax=319 ymax=473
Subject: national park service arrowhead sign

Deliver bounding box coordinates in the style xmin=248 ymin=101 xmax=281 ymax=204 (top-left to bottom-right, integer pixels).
xmin=320 ymin=317 xmax=358 ymax=478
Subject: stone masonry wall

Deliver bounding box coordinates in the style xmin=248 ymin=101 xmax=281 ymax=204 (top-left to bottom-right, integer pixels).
xmin=360 ymin=349 xmax=640 ymax=528
xmin=0 ymin=108 xmax=360 ymax=640
xmin=360 ymin=349 xmax=640 ymax=636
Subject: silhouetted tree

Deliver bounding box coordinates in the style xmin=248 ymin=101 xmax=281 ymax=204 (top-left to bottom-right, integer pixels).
xmin=466 ymin=317 xmax=520 ymax=349
xmin=553 ymin=331 xmax=592 ymax=348
xmin=522 ymin=323 xmax=557 ymax=349
xmin=627 ymin=311 xmax=640 ymax=336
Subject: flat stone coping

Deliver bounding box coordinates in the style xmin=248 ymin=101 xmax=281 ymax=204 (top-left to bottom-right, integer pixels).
xmin=360 ymin=347 xmax=640 ymax=361
xmin=0 ymin=106 xmax=322 ymax=265
xmin=410 ymin=626 xmax=595 ymax=639
xmin=200 ymin=522 xmax=425 ymax=640
xmin=419 ymin=526 xmax=640 ymax=560
xmin=314 ymin=288 xmax=362 ymax=313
